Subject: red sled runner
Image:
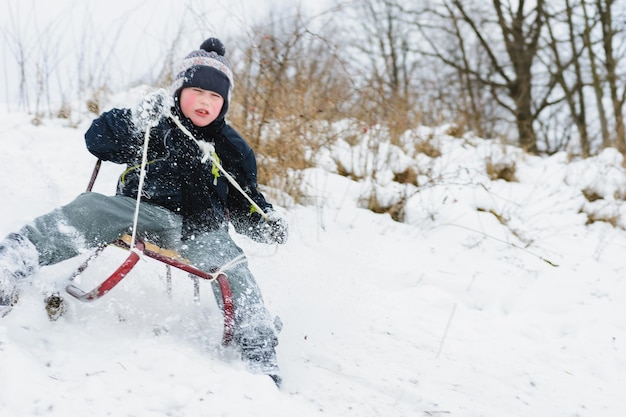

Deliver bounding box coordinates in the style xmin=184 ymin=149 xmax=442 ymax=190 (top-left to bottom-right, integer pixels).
xmin=65 ymin=234 xmax=235 ymax=346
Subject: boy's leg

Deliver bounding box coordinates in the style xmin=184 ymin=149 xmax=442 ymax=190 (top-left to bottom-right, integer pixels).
xmin=24 ymin=192 xmax=180 ymax=266
xmin=0 ymin=233 xmax=38 ymax=315
xmin=1 ymin=192 xmax=180 ymax=311
xmin=181 ymin=229 xmax=280 ymax=381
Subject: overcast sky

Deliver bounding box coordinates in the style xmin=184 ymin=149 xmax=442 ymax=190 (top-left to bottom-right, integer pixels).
xmin=0 ymin=0 xmax=332 ymax=106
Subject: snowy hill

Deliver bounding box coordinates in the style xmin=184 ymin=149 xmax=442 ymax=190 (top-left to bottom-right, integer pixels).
xmin=1 ymin=105 xmax=625 ymax=417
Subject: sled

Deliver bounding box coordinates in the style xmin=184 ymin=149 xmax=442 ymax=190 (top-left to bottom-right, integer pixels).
xmin=65 ymin=234 xmax=235 ymax=345
xmin=66 ymin=159 xmax=235 ymax=345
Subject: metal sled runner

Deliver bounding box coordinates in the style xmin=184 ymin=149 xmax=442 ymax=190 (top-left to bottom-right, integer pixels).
xmin=65 ymin=234 xmax=235 ymax=346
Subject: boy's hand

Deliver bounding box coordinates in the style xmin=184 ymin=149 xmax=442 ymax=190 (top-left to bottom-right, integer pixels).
xmin=133 ymin=89 xmax=173 ymax=131
xmin=261 ymin=210 xmax=288 ymax=244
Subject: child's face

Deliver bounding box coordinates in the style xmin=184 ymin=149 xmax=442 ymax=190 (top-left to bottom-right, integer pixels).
xmin=179 ymin=87 xmax=224 ymax=127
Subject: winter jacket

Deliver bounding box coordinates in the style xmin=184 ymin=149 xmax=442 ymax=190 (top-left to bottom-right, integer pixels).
xmin=84 ymin=106 xmax=273 ymax=240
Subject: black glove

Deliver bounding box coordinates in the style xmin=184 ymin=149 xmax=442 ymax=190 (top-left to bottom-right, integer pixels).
xmin=260 ymin=210 xmax=288 ymax=244
xmin=132 ymin=88 xmax=172 ymax=131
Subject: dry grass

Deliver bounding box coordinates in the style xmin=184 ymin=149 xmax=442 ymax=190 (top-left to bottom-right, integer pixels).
xmin=485 ymin=159 xmax=518 ymax=182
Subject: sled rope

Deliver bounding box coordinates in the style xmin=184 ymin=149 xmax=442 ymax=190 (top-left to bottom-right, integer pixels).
xmin=129 ymin=125 xmax=152 ymax=250
xmin=129 ymin=119 xmax=254 ymax=273
xmin=127 ymin=111 xmax=267 ymax=265
xmin=211 ymin=253 xmax=247 ymax=277
xmin=168 ymin=113 xmax=270 ymax=221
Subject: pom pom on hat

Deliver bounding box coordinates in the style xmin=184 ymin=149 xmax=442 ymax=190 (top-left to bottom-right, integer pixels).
xmin=200 ymin=38 xmax=226 ymax=56
xmin=171 ymin=37 xmax=234 ymax=120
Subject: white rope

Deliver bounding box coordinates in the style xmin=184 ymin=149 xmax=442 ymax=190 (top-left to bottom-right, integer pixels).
xmin=129 ymin=125 xmax=152 ymax=250
xmin=209 ymin=253 xmax=247 ymax=280
xmin=168 ymin=112 xmax=270 ymax=221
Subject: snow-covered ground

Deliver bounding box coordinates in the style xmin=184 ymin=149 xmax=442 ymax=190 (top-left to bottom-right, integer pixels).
xmin=1 ymin=102 xmax=625 ymax=417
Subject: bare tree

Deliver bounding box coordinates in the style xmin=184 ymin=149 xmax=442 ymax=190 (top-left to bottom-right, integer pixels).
xmin=580 ymin=0 xmax=611 ymax=150
xmin=433 ymin=1 xmax=494 ymax=137
xmin=511 ymin=0 xmax=626 ymax=156
xmin=544 ymin=0 xmax=591 ymax=156
xmin=341 ymin=0 xmax=422 ymax=140
xmin=419 ymin=0 xmax=559 ymax=152
xmin=596 ymin=0 xmax=626 ymax=153
xmin=1 ymin=2 xmax=32 ymax=111
xmin=228 ymin=7 xmax=353 ymax=202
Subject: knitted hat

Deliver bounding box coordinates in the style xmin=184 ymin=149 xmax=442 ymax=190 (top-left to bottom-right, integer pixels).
xmin=171 ymin=38 xmax=234 ymax=120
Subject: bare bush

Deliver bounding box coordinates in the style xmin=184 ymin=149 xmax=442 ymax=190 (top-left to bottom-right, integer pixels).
xmin=227 ymin=9 xmax=354 ymax=204
xmin=485 ymin=159 xmax=518 ymax=182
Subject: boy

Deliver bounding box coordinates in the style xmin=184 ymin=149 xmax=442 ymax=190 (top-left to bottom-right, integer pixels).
xmin=0 ymin=38 xmax=287 ymax=386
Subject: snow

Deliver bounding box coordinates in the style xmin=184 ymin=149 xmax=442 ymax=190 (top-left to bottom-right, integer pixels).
xmin=1 ymin=101 xmax=625 ymax=417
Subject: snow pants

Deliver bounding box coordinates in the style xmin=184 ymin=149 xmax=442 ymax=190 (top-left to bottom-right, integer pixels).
xmin=6 ymin=192 xmax=277 ymax=346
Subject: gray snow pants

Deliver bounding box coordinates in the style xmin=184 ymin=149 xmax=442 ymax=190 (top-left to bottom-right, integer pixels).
xmin=14 ymin=192 xmax=276 ymax=345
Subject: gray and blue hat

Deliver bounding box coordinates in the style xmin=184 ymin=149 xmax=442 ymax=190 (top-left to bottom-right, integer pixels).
xmin=171 ymin=38 xmax=234 ymax=120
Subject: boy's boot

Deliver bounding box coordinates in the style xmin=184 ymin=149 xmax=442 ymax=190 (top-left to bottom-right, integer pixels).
xmin=237 ymin=325 xmax=281 ymax=387
xmin=0 ymin=233 xmax=38 ymax=317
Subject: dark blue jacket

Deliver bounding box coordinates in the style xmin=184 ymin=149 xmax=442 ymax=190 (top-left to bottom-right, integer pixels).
xmin=85 ymin=106 xmax=273 ymax=240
